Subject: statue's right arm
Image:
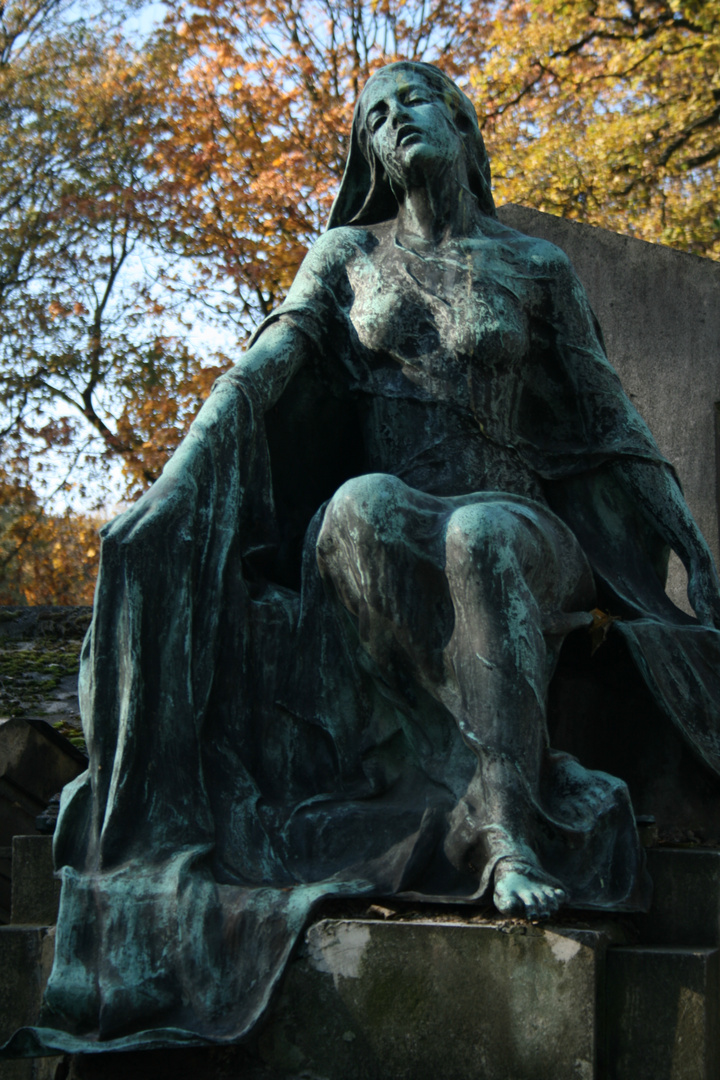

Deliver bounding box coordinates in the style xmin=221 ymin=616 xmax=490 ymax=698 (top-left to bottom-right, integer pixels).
xmin=218 ymin=316 xmax=313 ymax=411
xmin=217 ymin=227 xmax=356 ymax=410
xmin=117 ymin=229 xmax=353 ymax=524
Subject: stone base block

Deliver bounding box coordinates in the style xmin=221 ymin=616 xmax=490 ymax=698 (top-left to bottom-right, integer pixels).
xmin=10 ymin=837 xmax=59 ymax=927
xmin=0 ymin=926 xmax=56 ymax=1045
xmin=257 ymin=917 xmax=616 ymax=1080
xmin=0 ymin=920 xmax=63 ymax=1080
xmin=7 ymin=913 xmax=719 ymax=1080
xmin=0 ymin=1056 xmax=64 ymax=1080
xmin=0 ymin=847 xmax=10 ymax=924
xmin=633 ymin=849 xmax=720 ymax=947
xmin=606 ymin=945 xmax=719 ymax=1080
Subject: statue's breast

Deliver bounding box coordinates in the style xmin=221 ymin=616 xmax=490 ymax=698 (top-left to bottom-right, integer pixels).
xmin=344 ymin=237 xmax=531 ymax=411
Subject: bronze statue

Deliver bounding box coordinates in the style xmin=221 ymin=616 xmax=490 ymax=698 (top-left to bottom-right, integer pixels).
xmin=8 ymin=61 xmax=720 ymax=1055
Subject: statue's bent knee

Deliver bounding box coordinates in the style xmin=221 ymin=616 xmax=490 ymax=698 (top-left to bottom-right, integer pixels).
xmin=318 ymin=473 xmax=410 ymax=553
xmin=444 ymin=502 xmax=528 ymax=578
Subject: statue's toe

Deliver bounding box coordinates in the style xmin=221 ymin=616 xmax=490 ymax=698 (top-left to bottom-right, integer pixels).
xmin=493 ymin=866 xmax=566 ymax=920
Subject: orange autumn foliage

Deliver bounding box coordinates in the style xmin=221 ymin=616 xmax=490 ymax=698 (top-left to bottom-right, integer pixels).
xmin=0 ymin=475 xmax=101 ymax=605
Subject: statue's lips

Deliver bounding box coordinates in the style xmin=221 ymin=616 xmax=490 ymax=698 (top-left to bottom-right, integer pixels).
xmin=397 ymin=126 xmax=423 ymax=147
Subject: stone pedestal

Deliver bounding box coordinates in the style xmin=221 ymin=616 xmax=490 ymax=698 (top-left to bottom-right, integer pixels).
xmin=4 ymin=844 xmax=720 ymax=1079
xmin=257 ymin=917 xmax=614 ymax=1080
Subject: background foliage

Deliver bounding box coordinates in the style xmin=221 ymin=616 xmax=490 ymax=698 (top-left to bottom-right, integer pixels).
xmin=2 ymin=0 xmax=718 ymax=602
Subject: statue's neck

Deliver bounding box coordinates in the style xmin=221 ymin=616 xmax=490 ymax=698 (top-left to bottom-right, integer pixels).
xmin=394 ymin=168 xmax=478 ymax=245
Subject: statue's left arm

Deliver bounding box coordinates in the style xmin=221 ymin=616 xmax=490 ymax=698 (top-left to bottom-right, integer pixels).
xmin=610 ymin=458 xmax=720 ymax=627
xmin=544 ymin=243 xmax=720 ymax=628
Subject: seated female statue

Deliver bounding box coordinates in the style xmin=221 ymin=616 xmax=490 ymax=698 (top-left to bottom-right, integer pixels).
xmin=10 ymin=61 xmax=720 ymax=1054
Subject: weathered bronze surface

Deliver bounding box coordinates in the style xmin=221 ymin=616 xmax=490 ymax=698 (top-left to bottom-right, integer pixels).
xmin=7 ymin=62 xmax=720 ymax=1055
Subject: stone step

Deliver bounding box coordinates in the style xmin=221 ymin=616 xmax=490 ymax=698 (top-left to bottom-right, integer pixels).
xmin=632 ymin=847 xmax=720 ymax=947
xmin=606 ymin=944 xmax=719 ymax=1080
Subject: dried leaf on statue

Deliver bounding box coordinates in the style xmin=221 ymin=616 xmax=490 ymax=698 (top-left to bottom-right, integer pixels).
xmin=588 ymin=607 xmax=622 ymax=655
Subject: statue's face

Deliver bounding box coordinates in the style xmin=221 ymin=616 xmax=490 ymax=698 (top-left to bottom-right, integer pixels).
xmin=359 ymin=69 xmax=465 ymax=192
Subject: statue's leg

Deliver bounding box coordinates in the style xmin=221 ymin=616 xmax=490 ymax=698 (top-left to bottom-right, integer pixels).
xmin=317 ymin=474 xmax=595 ymax=918
xmin=439 ymin=500 xmax=594 ymax=917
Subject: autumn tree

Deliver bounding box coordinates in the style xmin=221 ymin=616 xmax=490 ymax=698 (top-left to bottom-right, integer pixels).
xmin=475 ymin=0 xmax=720 ymax=257
xmin=1 ymin=0 xmax=492 ymax=525
xmin=135 ymin=0 xmax=720 ymax=342
xmin=0 ymin=2 xmax=227 ymax=599
xmin=1 ymin=2 xmax=230 ymax=481
xmin=0 ymin=473 xmax=101 ymax=604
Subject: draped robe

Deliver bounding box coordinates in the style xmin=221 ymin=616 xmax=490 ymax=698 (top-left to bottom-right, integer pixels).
xmin=6 ymin=218 xmax=720 ymax=1057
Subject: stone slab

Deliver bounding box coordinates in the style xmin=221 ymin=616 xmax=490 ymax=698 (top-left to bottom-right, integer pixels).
xmin=633 ymin=848 xmax=720 ymax=947
xmin=256 ymin=917 xmax=617 ymax=1080
xmin=10 ymin=837 xmax=59 ymax=927
xmin=497 ymin=205 xmax=720 ymax=614
xmin=606 ymin=945 xmax=719 ymax=1080
xmin=0 ymin=718 xmax=85 ymax=808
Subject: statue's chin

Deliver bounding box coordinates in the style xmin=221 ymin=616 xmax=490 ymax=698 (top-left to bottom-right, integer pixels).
xmin=390 ymin=141 xmax=458 ymax=190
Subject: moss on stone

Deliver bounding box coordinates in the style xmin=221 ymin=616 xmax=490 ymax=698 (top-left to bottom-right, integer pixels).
xmin=0 ymin=642 xmax=82 ymax=711
xmin=0 ymin=606 xmax=89 ymax=743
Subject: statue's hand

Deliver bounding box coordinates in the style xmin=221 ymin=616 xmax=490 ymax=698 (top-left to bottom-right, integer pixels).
xmin=687 ymin=552 xmax=720 ymax=629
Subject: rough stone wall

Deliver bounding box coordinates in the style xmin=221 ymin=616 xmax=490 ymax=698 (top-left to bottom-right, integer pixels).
xmin=498 ymin=204 xmax=720 ymax=613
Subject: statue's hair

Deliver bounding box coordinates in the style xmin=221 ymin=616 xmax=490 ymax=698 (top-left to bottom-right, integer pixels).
xmin=327 ymin=61 xmax=496 ymax=230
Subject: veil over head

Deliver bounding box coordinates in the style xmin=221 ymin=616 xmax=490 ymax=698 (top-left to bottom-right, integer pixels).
xmin=327 ymin=61 xmax=497 ymax=230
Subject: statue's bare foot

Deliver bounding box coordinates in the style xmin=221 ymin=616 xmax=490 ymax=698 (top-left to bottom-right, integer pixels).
xmin=493 ymin=861 xmax=566 ymax=920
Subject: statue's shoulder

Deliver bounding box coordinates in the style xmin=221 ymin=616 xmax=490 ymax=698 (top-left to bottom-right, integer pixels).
xmin=482 ymin=218 xmax=574 ymax=279
xmin=300 ymin=226 xmax=377 ymax=279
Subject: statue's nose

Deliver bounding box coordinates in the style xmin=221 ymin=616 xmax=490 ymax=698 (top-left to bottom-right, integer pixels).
xmin=388 ymin=100 xmax=412 ymax=128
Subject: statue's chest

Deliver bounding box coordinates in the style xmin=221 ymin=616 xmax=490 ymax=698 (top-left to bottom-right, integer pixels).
xmin=345 ymin=244 xmax=530 ymax=396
